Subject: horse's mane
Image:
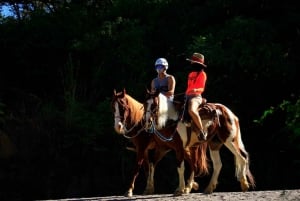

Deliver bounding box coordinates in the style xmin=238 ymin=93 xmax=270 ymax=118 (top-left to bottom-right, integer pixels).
xmin=157 ymin=93 xmax=179 ymax=129
xmin=125 ymin=94 xmax=145 ymax=124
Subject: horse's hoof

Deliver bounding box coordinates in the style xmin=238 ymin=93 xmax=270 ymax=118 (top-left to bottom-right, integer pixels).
xmin=124 ymin=191 xmax=133 ymax=197
xmin=203 ymin=189 xmax=213 ymax=194
xmin=192 ymin=181 xmax=199 ymax=191
xmin=184 ymin=187 xmax=191 ymax=194
xmin=241 ymin=183 xmax=249 ymax=192
xmin=174 ymin=189 xmax=184 ymax=196
xmin=143 ymin=189 xmax=154 ymax=195
xmin=204 ymin=187 xmax=214 ymax=194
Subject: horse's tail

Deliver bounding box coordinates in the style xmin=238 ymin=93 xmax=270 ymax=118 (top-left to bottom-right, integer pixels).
xmin=245 ymin=153 xmax=256 ymax=189
xmin=235 ymin=118 xmax=256 ymax=189
xmin=193 ymin=142 xmax=210 ymax=177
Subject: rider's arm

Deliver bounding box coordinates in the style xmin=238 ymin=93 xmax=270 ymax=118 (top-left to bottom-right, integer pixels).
xmin=165 ymin=75 xmax=176 ymax=97
xmin=151 ymin=79 xmax=156 ymax=92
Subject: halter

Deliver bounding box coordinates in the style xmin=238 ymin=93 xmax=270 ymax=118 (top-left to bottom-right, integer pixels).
xmin=113 ymin=94 xmax=147 ymax=139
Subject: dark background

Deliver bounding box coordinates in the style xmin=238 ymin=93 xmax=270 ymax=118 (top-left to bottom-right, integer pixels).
xmin=0 ymin=1 xmax=299 ymax=200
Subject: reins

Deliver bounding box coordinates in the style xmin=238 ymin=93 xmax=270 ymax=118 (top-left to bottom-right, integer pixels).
xmin=145 ymin=93 xmax=178 ymax=142
xmin=123 ymin=120 xmax=147 ymax=139
xmin=148 ymin=119 xmax=178 ymax=142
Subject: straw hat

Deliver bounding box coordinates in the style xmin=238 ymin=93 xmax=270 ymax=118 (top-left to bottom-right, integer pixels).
xmin=186 ymin=53 xmax=207 ymax=67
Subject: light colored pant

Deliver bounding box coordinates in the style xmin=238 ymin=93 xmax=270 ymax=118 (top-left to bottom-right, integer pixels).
xmin=188 ymin=95 xmax=204 ymax=131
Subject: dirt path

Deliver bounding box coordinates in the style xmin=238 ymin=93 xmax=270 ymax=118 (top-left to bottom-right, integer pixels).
xmin=44 ymin=189 xmax=300 ymax=201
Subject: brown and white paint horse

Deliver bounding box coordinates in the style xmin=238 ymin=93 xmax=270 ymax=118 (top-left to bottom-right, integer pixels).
xmin=144 ymin=91 xmax=256 ymax=194
xmin=112 ymin=89 xmax=169 ymax=197
xmin=112 ymin=89 xmax=208 ymax=196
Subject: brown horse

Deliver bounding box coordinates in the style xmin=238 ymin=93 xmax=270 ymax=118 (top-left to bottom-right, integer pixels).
xmin=112 ymin=89 xmax=208 ymax=196
xmin=112 ymin=89 xmax=170 ymax=197
xmin=144 ymin=90 xmax=256 ymax=194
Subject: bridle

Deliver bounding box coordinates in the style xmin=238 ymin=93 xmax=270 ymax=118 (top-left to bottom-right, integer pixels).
xmin=144 ymin=93 xmax=159 ymax=126
xmin=113 ymin=95 xmax=147 ymax=138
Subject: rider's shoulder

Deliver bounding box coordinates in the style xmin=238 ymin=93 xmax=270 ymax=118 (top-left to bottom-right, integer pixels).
xmin=167 ymin=74 xmax=175 ymax=79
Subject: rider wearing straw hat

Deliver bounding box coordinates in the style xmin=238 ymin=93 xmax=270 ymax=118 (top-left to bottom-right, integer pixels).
xmin=185 ymin=53 xmax=207 ymax=140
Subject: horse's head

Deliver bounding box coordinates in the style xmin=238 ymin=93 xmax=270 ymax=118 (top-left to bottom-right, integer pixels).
xmin=112 ymin=89 xmax=129 ymax=134
xmin=144 ymin=89 xmax=160 ymax=129
xmin=112 ymin=89 xmax=145 ymax=135
xmin=144 ymin=89 xmax=179 ymax=130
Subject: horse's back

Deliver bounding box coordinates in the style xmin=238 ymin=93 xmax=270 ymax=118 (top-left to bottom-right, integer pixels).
xmin=210 ymin=103 xmax=239 ymax=121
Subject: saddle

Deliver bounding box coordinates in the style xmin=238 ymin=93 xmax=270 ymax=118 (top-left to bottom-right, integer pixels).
xmin=199 ymin=102 xmax=218 ymax=120
xmin=181 ymin=98 xmax=219 ymax=125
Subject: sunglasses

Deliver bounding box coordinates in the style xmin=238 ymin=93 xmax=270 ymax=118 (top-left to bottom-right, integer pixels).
xmin=155 ymin=65 xmax=165 ymax=70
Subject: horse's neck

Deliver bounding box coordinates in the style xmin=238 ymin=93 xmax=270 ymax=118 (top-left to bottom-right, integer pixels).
xmin=166 ymin=101 xmax=178 ymax=120
xmin=157 ymin=94 xmax=178 ymax=128
xmin=126 ymin=95 xmax=144 ymax=123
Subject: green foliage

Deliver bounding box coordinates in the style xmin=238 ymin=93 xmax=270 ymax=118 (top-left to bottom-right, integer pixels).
xmin=281 ymin=99 xmax=300 ymax=142
xmin=254 ymin=98 xmax=300 ymax=150
xmin=61 ymin=54 xmax=113 ymax=136
xmin=253 ymin=107 xmax=275 ymax=125
xmin=184 ymin=16 xmax=295 ymax=114
xmin=1 ymin=0 xmax=300 ymax=199
xmin=188 ymin=17 xmax=284 ymax=70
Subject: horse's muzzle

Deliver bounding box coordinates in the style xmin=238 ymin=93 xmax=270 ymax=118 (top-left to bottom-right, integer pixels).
xmin=114 ymin=122 xmax=125 ymax=134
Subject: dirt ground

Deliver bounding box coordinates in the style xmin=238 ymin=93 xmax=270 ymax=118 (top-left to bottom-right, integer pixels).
xmin=44 ymin=189 xmax=300 ymax=201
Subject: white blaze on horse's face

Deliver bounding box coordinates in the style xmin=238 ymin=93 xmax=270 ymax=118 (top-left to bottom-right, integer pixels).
xmin=114 ymin=102 xmax=125 ymax=134
xmin=145 ymin=98 xmax=154 ymax=129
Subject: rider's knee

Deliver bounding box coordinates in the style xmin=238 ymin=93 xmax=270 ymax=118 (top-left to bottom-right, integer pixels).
xmin=188 ymin=109 xmax=197 ymax=116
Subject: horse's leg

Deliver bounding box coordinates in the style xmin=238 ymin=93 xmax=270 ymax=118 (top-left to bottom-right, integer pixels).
xmin=124 ymin=155 xmax=144 ymax=197
xmin=204 ymin=147 xmax=222 ymax=194
xmin=174 ymin=160 xmax=185 ymax=196
xmin=223 ymin=140 xmax=250 ymax=192
xmin=185 ymin=143 xmax=209 ymax=194
xmin=125 ymin=159 xmax=143 ymax=197
xmin=184 ymin=165 xmax=196 ymax=194
xmin=143 ymin=147 xmax=170 ymax=195
xmin=183 ymin=148 xmax=196 ymax=194
xmin=143 ymin=162 xmax=154 ymax=195
xmin=125 ymin=150 xmax=145 ymax=197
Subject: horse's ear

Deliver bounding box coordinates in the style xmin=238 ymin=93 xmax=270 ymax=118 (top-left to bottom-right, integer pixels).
xmin=146 ymin=88 xmax=150 ymax=94
xmin=123 ymin=88 xmax=126 ymax=95
xmin=113 ymin=89 xmax=117 ymax=96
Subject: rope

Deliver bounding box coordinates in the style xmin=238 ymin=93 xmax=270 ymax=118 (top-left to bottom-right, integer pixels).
xmin=174 ymin=92 xmax=185 ymax=96
xmin=123 ymin=122 xmax=145 ymax=139
xmin=149 ymin=120 xmax=177 ymax=142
